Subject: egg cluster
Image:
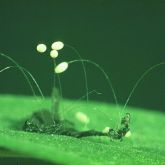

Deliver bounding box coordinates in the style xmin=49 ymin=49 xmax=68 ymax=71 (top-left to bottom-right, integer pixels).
xmin=36 ymin=41 xmax=68 ymax=74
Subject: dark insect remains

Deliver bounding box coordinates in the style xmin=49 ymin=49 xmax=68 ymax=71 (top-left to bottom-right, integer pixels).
xmin=23 ymin=88 xmax=131 ymax=141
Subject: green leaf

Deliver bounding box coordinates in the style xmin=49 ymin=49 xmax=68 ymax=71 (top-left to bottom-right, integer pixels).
xmin=0 ymin=95 xmax=165 ymax=165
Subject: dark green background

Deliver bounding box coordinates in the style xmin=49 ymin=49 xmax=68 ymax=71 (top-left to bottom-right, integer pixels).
xmin=0 ymin=0 xmax=165 ymax=111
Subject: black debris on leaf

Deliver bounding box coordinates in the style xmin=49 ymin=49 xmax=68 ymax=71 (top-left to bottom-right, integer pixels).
xmin=23 ymin=88 xmax=131 ymax=140
xmin=23 ymin=110 xmax=130 ymax=140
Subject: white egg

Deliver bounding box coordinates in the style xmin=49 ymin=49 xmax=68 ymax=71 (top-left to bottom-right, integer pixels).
xmin=125 ymin=131 xmax=131 ymax=138
xmin=54 ymin=62 xmax=68 ymax=73
xmin=102 ymin=127 xmax=110 ymax=133
xmin=51 ymin=41 xmax=64 ymax=50
xmin=36 ymin=43 xmax=47 ymax=53
xmin=50 ymin=50 xmax=58 ymax=58
xmin=75 ymin=112 xmax=90 ymax=124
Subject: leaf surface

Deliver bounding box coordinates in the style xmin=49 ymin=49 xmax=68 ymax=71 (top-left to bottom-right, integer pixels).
xmin=0 ymin=95 xmax=165 ymax=165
